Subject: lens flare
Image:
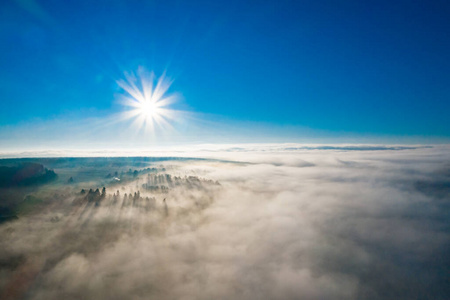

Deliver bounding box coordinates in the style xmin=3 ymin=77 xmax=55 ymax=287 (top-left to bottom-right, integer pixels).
xmin=117 ymin=67 xmax=178 ymax=134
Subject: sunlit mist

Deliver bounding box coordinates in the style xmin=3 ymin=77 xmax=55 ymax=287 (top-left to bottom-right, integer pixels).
xmin=117 ymin=67 xmax=179 ymax=134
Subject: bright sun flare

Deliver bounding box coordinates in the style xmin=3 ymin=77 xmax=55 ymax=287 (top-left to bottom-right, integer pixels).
xmin=139 ymin=99 xmax=159 ymax=118
xmin=117 ymin=67 xmax=178 ymax=134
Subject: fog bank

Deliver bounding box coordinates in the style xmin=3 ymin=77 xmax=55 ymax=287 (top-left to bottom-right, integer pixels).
xmin=0 ymin=146 xmax=449 ymax=299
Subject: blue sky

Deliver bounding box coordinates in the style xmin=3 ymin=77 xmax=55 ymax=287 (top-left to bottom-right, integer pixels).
xmin=0 ymin=0 xmax=449 ymax=147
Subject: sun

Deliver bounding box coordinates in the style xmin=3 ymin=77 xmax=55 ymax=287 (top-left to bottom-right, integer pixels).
xmin=116 ymin=67 xmax=179 ymax=133
xmin=139 ymin=99 xmax=160 ymax=119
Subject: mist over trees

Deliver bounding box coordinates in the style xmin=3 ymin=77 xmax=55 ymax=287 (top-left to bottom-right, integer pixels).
xmin=0 ymin=149 xmax=449 ymax=299
xmin=143 ymin=173 xmax=220 ymax=192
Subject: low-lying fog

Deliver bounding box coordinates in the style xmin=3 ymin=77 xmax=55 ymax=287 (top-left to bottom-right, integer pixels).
xmin=0 ymin=145 xmax=449 ymax=299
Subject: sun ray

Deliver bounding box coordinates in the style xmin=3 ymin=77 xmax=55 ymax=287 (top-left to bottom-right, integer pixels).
xmin=117 ymin=68 xmax=180 ymax=135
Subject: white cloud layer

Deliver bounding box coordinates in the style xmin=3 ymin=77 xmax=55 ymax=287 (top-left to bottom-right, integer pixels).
xmin=0 ymin=145 xmax=449 ymax=299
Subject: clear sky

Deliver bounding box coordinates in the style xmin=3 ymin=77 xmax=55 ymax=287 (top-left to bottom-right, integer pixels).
xmin=0 ymin=0 xmax=449 ymax=148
